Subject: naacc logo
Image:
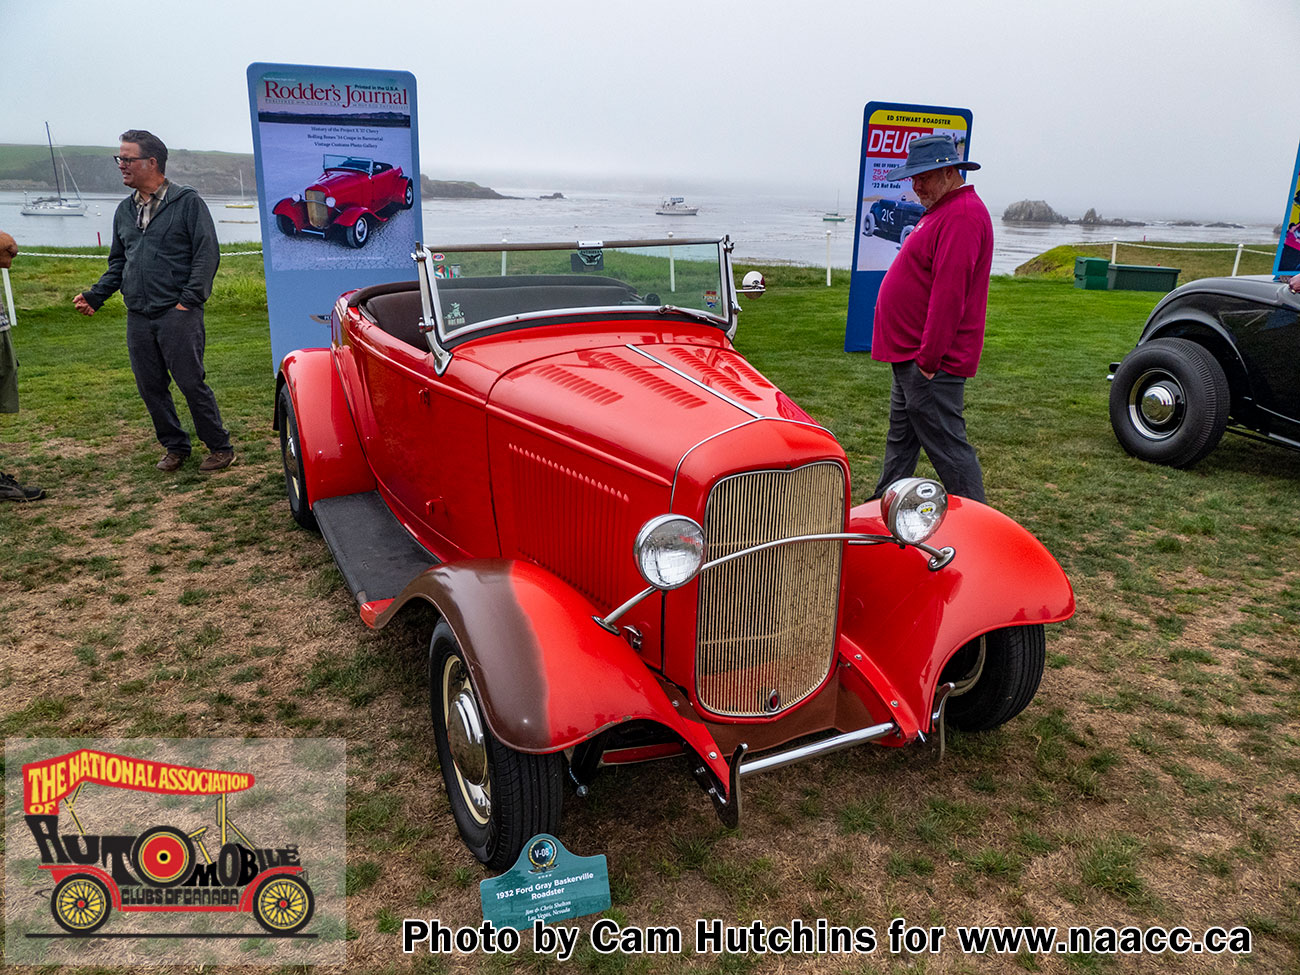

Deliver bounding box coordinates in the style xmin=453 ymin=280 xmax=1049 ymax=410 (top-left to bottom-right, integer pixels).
xmin=21 ymin=749 xmax=314 ymax=937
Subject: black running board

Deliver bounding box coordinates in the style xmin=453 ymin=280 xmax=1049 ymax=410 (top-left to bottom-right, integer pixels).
xmin=313 ymin=492 xmax=439 ymax=605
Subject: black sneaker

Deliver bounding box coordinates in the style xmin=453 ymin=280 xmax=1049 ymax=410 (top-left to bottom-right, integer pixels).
xmin=0 ymin=472 xmax=44 ymax=502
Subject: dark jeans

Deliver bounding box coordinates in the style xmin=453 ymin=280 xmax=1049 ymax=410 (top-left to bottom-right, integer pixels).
xmin=873 ymin=360 xmax=985 ymax=502
xmin=126 ymin=306 xmax=230 ymax=455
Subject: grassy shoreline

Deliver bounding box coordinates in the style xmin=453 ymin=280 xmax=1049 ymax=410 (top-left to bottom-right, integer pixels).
xmin=1 ymin=251 xmax=1297 ymax=972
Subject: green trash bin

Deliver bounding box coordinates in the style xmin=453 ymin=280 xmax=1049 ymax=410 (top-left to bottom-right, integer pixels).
xmin=1107 ymin=264 xmax=1180 ymax=292
xmin=1073 ymin=256 xmax=1109 ymax=290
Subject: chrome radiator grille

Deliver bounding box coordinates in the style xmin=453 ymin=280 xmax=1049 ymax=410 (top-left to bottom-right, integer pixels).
xmin=695 ymin=462 xmax=845 ymax=716
xmin=305 ymin=191 xmax=330 ymax=229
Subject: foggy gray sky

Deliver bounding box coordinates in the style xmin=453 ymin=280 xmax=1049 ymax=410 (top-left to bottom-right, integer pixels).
xmin=6 ymin=0 xmax=1298 ymax=222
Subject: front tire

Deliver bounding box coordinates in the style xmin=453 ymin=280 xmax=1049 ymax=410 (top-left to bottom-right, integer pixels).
xmin=345 ymin=216 xmax=369 ymax=249
xmin=51 ymin=874 xmax=112 ymax=934
xmin=939 ymin=625 xmax=1045 ymax=732
xmin=276 ymin=213 xmax=297 ymax=237
xmin=429 ymin=621 xmax=564 ymax=869
xmin=277 ymin=384 xmax=317 ymax=531
xmin=1109 ymin=337 xmax=1229 ymax=468
xmin=898 ymin=224 xmax=915 ymax=247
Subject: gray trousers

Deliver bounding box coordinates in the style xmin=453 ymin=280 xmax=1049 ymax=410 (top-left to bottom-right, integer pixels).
xmin=126 ymin=306 xmax=230 ymax=455
xmin=873 ymin=360 xmax=985 ymax=503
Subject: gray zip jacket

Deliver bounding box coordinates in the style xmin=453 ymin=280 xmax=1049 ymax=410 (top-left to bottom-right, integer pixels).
xmin=82 ymin=183 xmax=220 ymax=317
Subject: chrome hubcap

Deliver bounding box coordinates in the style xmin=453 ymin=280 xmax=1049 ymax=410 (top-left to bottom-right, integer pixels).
xmin=1128 ymin=370 xmax=1184 ymax=440
xmin=283 ymin=425 xmax=301 ymax=501
xmin=443 ymin=657 xmax=491 ymax=824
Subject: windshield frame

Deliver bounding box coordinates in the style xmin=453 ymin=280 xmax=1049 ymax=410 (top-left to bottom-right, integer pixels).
xmin=413 ymin=238 xmax=739 ymax=374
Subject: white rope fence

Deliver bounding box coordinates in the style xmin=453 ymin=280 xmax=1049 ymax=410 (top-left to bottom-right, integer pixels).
xmin=18 ymin=250 xmax=264 ymax=259
xmin=1086 ymin=239 xmax=1279 ymax=277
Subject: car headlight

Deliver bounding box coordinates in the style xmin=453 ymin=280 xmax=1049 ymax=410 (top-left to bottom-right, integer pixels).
xmin=881 ymin=477 xmax=948 ymax=545
xmin=291 ymin=193 xmax=301 ymax=203
xmin=325 ymin=196 xmax=336 ymax=208
xmin=634 ymin=515 xmax=705 ymax=590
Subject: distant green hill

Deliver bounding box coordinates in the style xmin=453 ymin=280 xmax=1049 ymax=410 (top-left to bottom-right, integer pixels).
xmin=0 ymin=143 xmax=504 ymax=199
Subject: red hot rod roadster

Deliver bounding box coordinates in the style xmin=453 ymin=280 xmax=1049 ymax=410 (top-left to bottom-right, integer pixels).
xmin=275 ymin=237 xmax=1075 ymax=868
xmin=272 ymin=154 xmax=414 ymax=249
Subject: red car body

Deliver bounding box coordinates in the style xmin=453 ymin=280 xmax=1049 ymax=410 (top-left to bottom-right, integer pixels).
xmin=275 ymin=238 xmax=1074 ymax=868
xmin=272 ymin=155 xmax=414 ymax=248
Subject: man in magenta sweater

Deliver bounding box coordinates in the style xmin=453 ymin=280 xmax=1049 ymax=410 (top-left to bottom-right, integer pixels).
xmin=870 ymin=134 xmax=991 ymax=503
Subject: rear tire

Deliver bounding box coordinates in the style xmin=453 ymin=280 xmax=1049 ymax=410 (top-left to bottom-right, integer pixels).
xmin=862 ymin=212 xmax=877 ymax=236
xmin=1109 ymin=337 xmax=1229 ymax=468
xmin=277 ymin=384 xmax=317 ymax=531
xmin=429 ymin=621 xmax=564 ymax=869
xmin=940 ymin=625 xmax=1045 ymax=732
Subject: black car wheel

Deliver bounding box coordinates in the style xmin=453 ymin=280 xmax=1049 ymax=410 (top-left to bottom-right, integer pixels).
xmin=862 ymin=212 xmax=877 ymax=236
xmin=899 ymin=225 xmax=915 ymax=247
xmin=401 ymin=178 xmax=415 ymax=209
xmin=939 ymin=625 xmax=1045 ymax=732
xmin=277 ymin=384 xmax=317 ymax=531
xmin=346 ymin=216 xmax=369 ymax=249
xmin=276 ymin=214 xmax=297 ymax=237
xmin=51 ymin=874 xmax=112 ymax=934
xmin=429 ymin=620 xmax=564 ymax=869
xmin=1109 ymin=337 xmax=1229 ymax=468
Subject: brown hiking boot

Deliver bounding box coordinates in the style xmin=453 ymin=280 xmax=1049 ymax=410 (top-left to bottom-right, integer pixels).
xmin=199 ymin=450 xmax=236 ymax=473
xmin=156 ymin=451 xmax=187 ymax=472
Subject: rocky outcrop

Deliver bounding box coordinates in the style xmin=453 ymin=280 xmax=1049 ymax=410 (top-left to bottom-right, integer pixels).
xmin=1078 ymin=208 xmax=1145 ymax=227
xmin=1002 ymin=200 xmax=1069 ymax=224
xmin=539 ymin=192 xmax=565 ymax=200
xmin=419 ymin=177 xmax=515 ymax=199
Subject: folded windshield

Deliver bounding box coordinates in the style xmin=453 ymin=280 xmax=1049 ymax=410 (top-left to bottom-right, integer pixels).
xmin=421 ymin=239 xmax=730 ymax=339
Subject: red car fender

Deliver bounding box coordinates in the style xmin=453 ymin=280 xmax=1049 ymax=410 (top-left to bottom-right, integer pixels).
xmin=277 ymin=351 xmax=376 ymax=505
xmin=370 ymin=560 xmax=731 ymax=782
xmin=333 ymin=205 xmax=382 ymax=228
xmin=41 ymin=864 xmax=122 ymax=907
xmin=272 ymin=198 xmax=307 ymax=230
xmin=237 ymin=865 xmax=307 ymax=913
xmin=840 ymin=497 xmax=1075 ymax=730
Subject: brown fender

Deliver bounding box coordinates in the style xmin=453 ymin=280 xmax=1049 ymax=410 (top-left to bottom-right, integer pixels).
xmin=371 ymin=560 xmax=730 ymax=782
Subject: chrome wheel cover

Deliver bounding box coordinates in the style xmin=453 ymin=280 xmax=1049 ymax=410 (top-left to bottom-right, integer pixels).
xmin=1127 ymin=368 xmax=1185 ymax=441
xmin=441 ymin=656 xmax=491 ymax=824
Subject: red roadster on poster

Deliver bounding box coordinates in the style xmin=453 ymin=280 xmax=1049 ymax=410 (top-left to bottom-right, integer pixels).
xmin=272 ymin=154 xmax=414 ymax=248
xmin=274 ymin=237 xmax=1074 ymax=868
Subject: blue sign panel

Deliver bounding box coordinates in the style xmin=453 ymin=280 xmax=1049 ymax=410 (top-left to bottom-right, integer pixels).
xmin=480 ymin=834 xmax=610 ymax=931
xmin=247 ymin=62 xmax=422 ymax=371
xmin=846 ymin=102 xmax=973 ymax=352
xmin=1273 ymin=139 xmax=1300 ymax=278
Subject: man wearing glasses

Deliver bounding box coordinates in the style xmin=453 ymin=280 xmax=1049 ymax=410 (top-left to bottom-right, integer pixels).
xmin=73 ymin=130 xmax=233 ymax=473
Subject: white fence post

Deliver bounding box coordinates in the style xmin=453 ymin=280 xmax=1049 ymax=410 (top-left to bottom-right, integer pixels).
xmin=1231 ymin=242 xmax=1243 ymax=277
xmin=1111 ymin=238 xmax=1118 ymax=264
xmin=826 ymin=231 xmax=832 ymax=286
xmin=501 ymin=237 xmax=507 ymax=276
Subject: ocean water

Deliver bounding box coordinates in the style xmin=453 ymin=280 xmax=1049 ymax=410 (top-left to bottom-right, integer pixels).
xmin=1 ymin=188 xmax=1278 ymax=276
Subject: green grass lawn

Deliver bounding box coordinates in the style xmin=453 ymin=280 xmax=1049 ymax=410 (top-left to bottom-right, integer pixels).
xmin=1 ymin=251 xmax=1297 ymax=973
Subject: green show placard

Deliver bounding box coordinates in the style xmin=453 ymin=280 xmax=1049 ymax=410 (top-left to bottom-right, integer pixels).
xmin=480 ymin=835 xmax=610 ymax=930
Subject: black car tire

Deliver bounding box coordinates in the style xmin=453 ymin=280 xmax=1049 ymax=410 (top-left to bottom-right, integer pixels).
xmin=252 ymin=873 xmax=315 ymax=934
xmin=346 ymin=216 xmax=369 ymax=249
xmin=899 ymin=225 xmax=915 ymax=247
xmin=429 ymin=620 xmax=564 ymax=869
xmin=277 ymin=384 xmax=317 ymax=531
xmin=401 ymin=178 xmax=415 ymax=209
xmin=51 ymin=874 xmax=112 ymax=933
xmin=939 ymin=624 xmax=1045 ymax=732
xmin=1109 ymin=337 xmax=1229 ymax=468
xmin=276 ymin=214 xmax=297 ymax=237
xmin=862 ymin=212 xmax=877 ymax=236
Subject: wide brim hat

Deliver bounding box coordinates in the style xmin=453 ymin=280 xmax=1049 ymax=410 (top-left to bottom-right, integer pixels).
xmin=885 ymin=134 xmax=980 ymax=181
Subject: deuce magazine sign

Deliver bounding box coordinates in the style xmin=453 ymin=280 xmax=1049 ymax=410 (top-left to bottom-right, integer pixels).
xmin=246 ymin=62 xmax=423 ymax=370
xmin=845 ymin=101 xmax=973 ymax=352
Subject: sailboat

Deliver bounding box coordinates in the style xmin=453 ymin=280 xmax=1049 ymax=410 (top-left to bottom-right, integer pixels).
xmin=21 ymin=123 xmax=87 ymax=216
xmin=822 ymin=191 xmax=847 ymax=222
xmin=225 ymin=169 xmax=255 ymax=209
